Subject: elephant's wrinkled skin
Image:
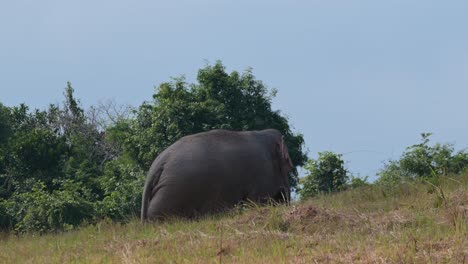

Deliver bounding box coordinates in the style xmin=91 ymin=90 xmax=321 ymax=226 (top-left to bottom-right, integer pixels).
xmin=141 ymin=129 xmax=294 ymax=221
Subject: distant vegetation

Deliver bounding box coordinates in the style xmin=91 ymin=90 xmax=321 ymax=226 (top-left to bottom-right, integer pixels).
xmin=299 ymin=133 xmax=468 ymax=200
xmin=376 ymin=133 xmax=468 ymax=185
xmin=0 ymin=61 xmax=467 ymax=233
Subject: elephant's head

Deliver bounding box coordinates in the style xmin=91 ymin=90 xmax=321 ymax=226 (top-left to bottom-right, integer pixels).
xmin=275 ymin=135 xmax=294 ymax=203
xmin=277 ymin=136 xmax=294 ymax=175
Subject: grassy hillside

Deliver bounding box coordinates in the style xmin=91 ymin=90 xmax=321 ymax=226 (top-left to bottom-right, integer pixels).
xmin=1 ymin=174 xmax=466 ymax=263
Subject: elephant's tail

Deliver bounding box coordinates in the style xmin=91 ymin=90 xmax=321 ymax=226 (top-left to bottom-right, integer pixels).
xmin=141 ymin=163 xmax=164 ymax=222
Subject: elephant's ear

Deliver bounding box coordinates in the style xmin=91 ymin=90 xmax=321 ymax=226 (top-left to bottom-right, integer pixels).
xmin=278 ymin=136 xmax=294 ymax=170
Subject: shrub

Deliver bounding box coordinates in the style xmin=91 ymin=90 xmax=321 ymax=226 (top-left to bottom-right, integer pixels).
xmin=3 ymin=181 xmax=94 ymax=233
xmin=348 ymin=175 xmax=370 ymax=189
xmin=96 ymin=159 xmax=145 ymax=220
xmin=377 ymin=133 xmax=468 ymax=186
xmin=299 ymin=151 xmax=349 ymax=200
xmin=0 ymin=199 xmax=12 ymax=229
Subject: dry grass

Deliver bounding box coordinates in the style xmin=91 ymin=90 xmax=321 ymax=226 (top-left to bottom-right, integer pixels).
xmin=0 ymin=174 xmax=466 ymax=263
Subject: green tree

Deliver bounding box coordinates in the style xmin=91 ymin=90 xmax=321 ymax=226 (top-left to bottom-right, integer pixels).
xmin=398 ymin=133 xmax=434 ymax=177
xmin=58 ymin=82 xmax=118 ymax=196
xmin=0 ymin=103 xmax=13 ymax=198
xmin=0 ymin=103 xmax=70 ymax=197
xmin=0 ymin=103 xmax=12 ymax=143
xmin=0 ymin=83 xmax=123 ymax=231
xmin=299 ymin=151 xmax=349 ymax=199
xmin=112 ymin=61 xmax=307 ymax=190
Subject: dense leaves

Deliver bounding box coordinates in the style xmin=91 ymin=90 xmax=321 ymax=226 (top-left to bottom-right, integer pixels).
xmin=2 ymin=181 xmax=94 ymax=233
xmin=0 ymin=82 xmax=141 ymax=232
xmin=96 ymin=158 xmax=145 ymax=220
xmin=0 ymin=103 xmax=12 ymax=143
xmin=299 ymin=151 xmax=349 ymax=199
xmin=376 ymin=133 xmax=468 ymax=186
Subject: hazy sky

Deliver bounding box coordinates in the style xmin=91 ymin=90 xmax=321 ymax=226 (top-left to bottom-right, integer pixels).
xmin=1 ymin=1 xmax=467 ymax=180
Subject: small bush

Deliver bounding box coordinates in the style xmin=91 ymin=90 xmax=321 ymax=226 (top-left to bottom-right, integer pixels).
xmin=299 ymin=151 xmax=349 ymax=200
xmin=348 ymin=176 xmax=370 ymax=189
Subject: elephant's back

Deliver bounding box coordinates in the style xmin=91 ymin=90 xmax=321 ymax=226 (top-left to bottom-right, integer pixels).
xmin=169 ymin=130 xmax=269 ymax=167
xmin=157 ymin=130 xmax=272 ymax=193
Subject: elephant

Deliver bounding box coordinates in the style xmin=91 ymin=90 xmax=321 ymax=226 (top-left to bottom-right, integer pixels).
xmin=140 ymin=129 xmax=294 ymax=221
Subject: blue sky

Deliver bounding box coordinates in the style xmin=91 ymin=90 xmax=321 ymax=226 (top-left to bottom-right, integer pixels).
xmin=1 ymin=1 xmax=467 ymax=180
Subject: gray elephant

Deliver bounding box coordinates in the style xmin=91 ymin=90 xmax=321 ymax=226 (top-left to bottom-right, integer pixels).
xmin=141 ymin=129 xmax=294 ymax=221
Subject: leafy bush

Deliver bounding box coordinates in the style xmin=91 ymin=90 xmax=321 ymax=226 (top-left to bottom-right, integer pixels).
xmin=375 ymin=161 xmax=407 ymax=187
xmin=3 ymin=181 xmax=94 ymax=233
xmin=377 ymin=133 xmax=468 ymax=186
xmin=96 ymin=159 xmax=145 ymax=220
xmin=3 ymin=128 xmax=68 ymax=193
xmin=348 ymin=175 xmax=370 ymax=189
xmin=299 ymin=151 xmax=349 ymax=199
xmin=0 ymin=198 xmax=11 ymax=229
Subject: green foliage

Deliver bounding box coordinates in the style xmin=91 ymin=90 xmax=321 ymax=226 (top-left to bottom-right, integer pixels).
xmin=377 ymin=133 xmax=468 ymax=185
xmin=5 ymin=128 xmax=68 ymax=191
xmin=0 ymin=84 xmax=111 ymax=199
xmin=113 ymin=61 xmax=306 ymax=189
xmin=0 ymin=198 xmax=10 ymax=228
xmin=0 ymin=103 xmax=12 ymax=198
xmin=0 ymin=83 xmax=125 ymax=232
xmin=2 ymin=181 xmax=94 ymax=233
xmin=96 ymin=159 xmax=145 ymax=220
xmin=63 ymin=81 xmax=85 ymax=124
xmin=0 ymin=103 xmax=12 ymax=144
xmin=299 ymin=151 xmax=349 ymax=199
xmin=0 ymin=104 xmax=69 ymax=198
xmin=348 ymin=175 xmax=370 ymax=189
xmin=376 ymin=160 xmax=407 ymax=187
